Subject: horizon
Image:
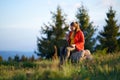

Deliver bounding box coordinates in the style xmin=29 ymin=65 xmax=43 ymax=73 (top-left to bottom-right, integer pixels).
xmin=0 ymin=50 xmax=38 ymax=60
xmin=0 ymin=50 xmax=34 ymax=52
xmin=0 ymin=0 xmax=120 ymax=51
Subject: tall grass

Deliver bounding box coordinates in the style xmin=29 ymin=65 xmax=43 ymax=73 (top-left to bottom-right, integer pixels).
xmin=0 ymin=52 xmax=120 ymax=80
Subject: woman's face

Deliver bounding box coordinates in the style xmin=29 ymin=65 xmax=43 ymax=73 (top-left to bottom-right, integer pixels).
xmin=70 ymin=26 xmax=76 ymax=31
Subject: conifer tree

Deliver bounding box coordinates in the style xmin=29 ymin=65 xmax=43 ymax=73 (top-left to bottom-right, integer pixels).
xmin=37 ymin=6 xmax=68 ymax=59
xmin=21 ymin=55 xmax=27 ymax=62
xmin=97 ymin=7 xmax=120 ymax=53
xmin=29 ymin=55 xmax=35 ymax=62
xmin=76 ymin=5 xmax=97 ymax=52
xmin=118 ymin=38 xmax=120 ymax=50
xmin=8 ymin=56 xmax=13 ymax=62
xmin=14 ymin=54 xmax=20 ymax=62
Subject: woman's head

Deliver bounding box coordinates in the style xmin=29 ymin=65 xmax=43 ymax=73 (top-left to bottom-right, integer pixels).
xmin=70 ymin=22 xmax=80 ymax=32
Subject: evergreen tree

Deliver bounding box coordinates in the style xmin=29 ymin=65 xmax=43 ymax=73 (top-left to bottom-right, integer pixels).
xmin=8 ymin=56 xmax=13 ymax=62
xmin=118 ymin=38 xmax=120 ymax=50
xmin=29 ymin=55 xmax=35 ymax=62
xmin=97 ymin=7 xmax=120 ymax=53
xmin=37 ymin=6 xmax=68 ymax=59
xmin=21 ymin=55 xmax=27 ymax=62
xmin=76 ymin=5 xmax=97 ymax=52
xmin=14 ymin=54 xmax=20 ymax=62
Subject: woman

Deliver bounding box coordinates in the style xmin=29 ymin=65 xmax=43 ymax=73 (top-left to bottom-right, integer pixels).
xmin=65 ymin=22 xmax=85 ymax=61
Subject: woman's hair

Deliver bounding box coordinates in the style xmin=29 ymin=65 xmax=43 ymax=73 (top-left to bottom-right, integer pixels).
xmin=70 ymin=22 xmax=80 ymax=32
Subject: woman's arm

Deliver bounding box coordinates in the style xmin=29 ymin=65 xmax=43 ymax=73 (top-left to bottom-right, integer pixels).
xmin=75 ymin=31 xmax=85 ymax=51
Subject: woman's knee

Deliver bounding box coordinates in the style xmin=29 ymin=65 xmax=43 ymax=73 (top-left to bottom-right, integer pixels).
xmin=66 ymin=47 xmax=72 ymax=51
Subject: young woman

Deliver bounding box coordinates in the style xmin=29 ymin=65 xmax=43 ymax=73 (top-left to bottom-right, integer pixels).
xmin=65 ymin=22 xmax=85 ymax=61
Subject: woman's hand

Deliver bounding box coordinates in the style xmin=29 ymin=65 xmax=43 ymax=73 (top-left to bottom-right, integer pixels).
xmin=71 ymin=44 xmax=75 ymax=48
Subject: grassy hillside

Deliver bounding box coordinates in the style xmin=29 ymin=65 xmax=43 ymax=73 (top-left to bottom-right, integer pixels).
xmin=0 ymin=52 xmax=120 ymax=80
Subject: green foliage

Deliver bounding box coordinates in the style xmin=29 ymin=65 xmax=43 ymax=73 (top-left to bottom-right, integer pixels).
xmin=97 ymin=7 xmax=120 ymax=53
xmin=11 ymin=73 xmax=26 ymax=80
xmin=21 ymin=61 xmax=37 ymax=68
xmin=0 ymin=61 xmax=19 ymax=67
xmin=0 ymin=61 xmax=37 ymax=69
xmin=29 ymin=55 xmax=35 ymax=62
xmin=21 ymin=55 xmax=28 ymax=62
xmin=14 ymin=54 xmax=20 ymax=62
xmin=0 ymin=56 xmax=3 ymax=62
xmin=0 ymin=52 xmax=120 ymax=79
xmin=37 ymin=6 xmax=68 ymax=58
xmin=8 ymin=56 xmax=13 ymax=61
xmin=118 ymin=38 xmax=120 ymax=51
xmin=95 ymin=49 xmax=107 ymax=56
xmin=76 ymin=5 xmax=97 ymax=52
xmin=34 ymin=70 xmax=65 ymax=80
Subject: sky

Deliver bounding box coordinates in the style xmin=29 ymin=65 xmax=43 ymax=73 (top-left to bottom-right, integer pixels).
xmin=0 ymin=0 xmax=120 ymax=51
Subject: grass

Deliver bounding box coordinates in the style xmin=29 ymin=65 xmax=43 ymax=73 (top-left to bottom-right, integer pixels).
xmin=0 ymin=52 xmax=120 ymax=80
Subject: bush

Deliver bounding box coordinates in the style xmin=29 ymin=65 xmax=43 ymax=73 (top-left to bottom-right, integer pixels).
xmin=0 ymin=56 xmax=3 ymax=62
xmin=11 ymin=73 xmax=26 ymax=80
xmin=34 ymin=70 xmax=68 ymax=80
xmin=22 ymin=61 xmax=37 ymax=68
xmin=0 ymin=61 xmax=19 ymax=67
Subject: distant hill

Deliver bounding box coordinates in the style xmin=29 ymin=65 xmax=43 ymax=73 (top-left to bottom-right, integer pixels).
xmin=0 ymin=51 xmax=39 ymax=60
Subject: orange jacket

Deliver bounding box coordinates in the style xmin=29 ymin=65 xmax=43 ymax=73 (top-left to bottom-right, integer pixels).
xmin=68 ymin=30 xmax=85 ymax=51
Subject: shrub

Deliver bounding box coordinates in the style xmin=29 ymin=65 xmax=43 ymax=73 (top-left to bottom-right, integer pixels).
xmin=11 ymin=73 xmax=26 ymax=80
xmin=22 ymin=61 xmax=37 ymax=68
xmin=0 ymin=56 xmax=3 ymax=62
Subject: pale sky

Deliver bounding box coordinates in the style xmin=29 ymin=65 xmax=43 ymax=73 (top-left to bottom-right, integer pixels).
xmin=0 ymin=0 xmax=120 ymax=51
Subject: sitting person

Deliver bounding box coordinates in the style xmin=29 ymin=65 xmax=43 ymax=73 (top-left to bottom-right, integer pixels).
xmin=64 ymin=21 xmax=85 ymax=62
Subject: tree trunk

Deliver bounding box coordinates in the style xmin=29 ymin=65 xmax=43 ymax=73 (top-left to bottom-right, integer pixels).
xmin=52 ymin=45 xmax=58 ymax=60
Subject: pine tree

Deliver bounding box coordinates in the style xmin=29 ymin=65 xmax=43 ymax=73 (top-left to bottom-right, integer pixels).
xmin=8 ymin=56 xmax=13 ymax=62
xmin=37 ymin=6 xmax=68 ymax=59
xmin=29 ymin=55 xmax=35 ymax=62
xmin=76 ymin=5 xmax=97 ymax=52
xmin=118 ymin=38 xmax=120 ymax=50
xmin=97 ymin=7 xmax=120 ymax=53
xmin=21 ymin=55 xmax=27 ymax=62
xmin=14 ymin=54 xmax=20 ymax=62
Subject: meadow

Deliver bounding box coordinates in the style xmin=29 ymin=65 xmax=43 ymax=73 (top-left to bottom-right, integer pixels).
xmin=0 ymin=51 xmax=120 ymax=80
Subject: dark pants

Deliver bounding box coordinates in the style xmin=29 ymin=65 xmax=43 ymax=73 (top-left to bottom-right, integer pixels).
xmin=60 ymin=46 xmax=85 ymax=64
